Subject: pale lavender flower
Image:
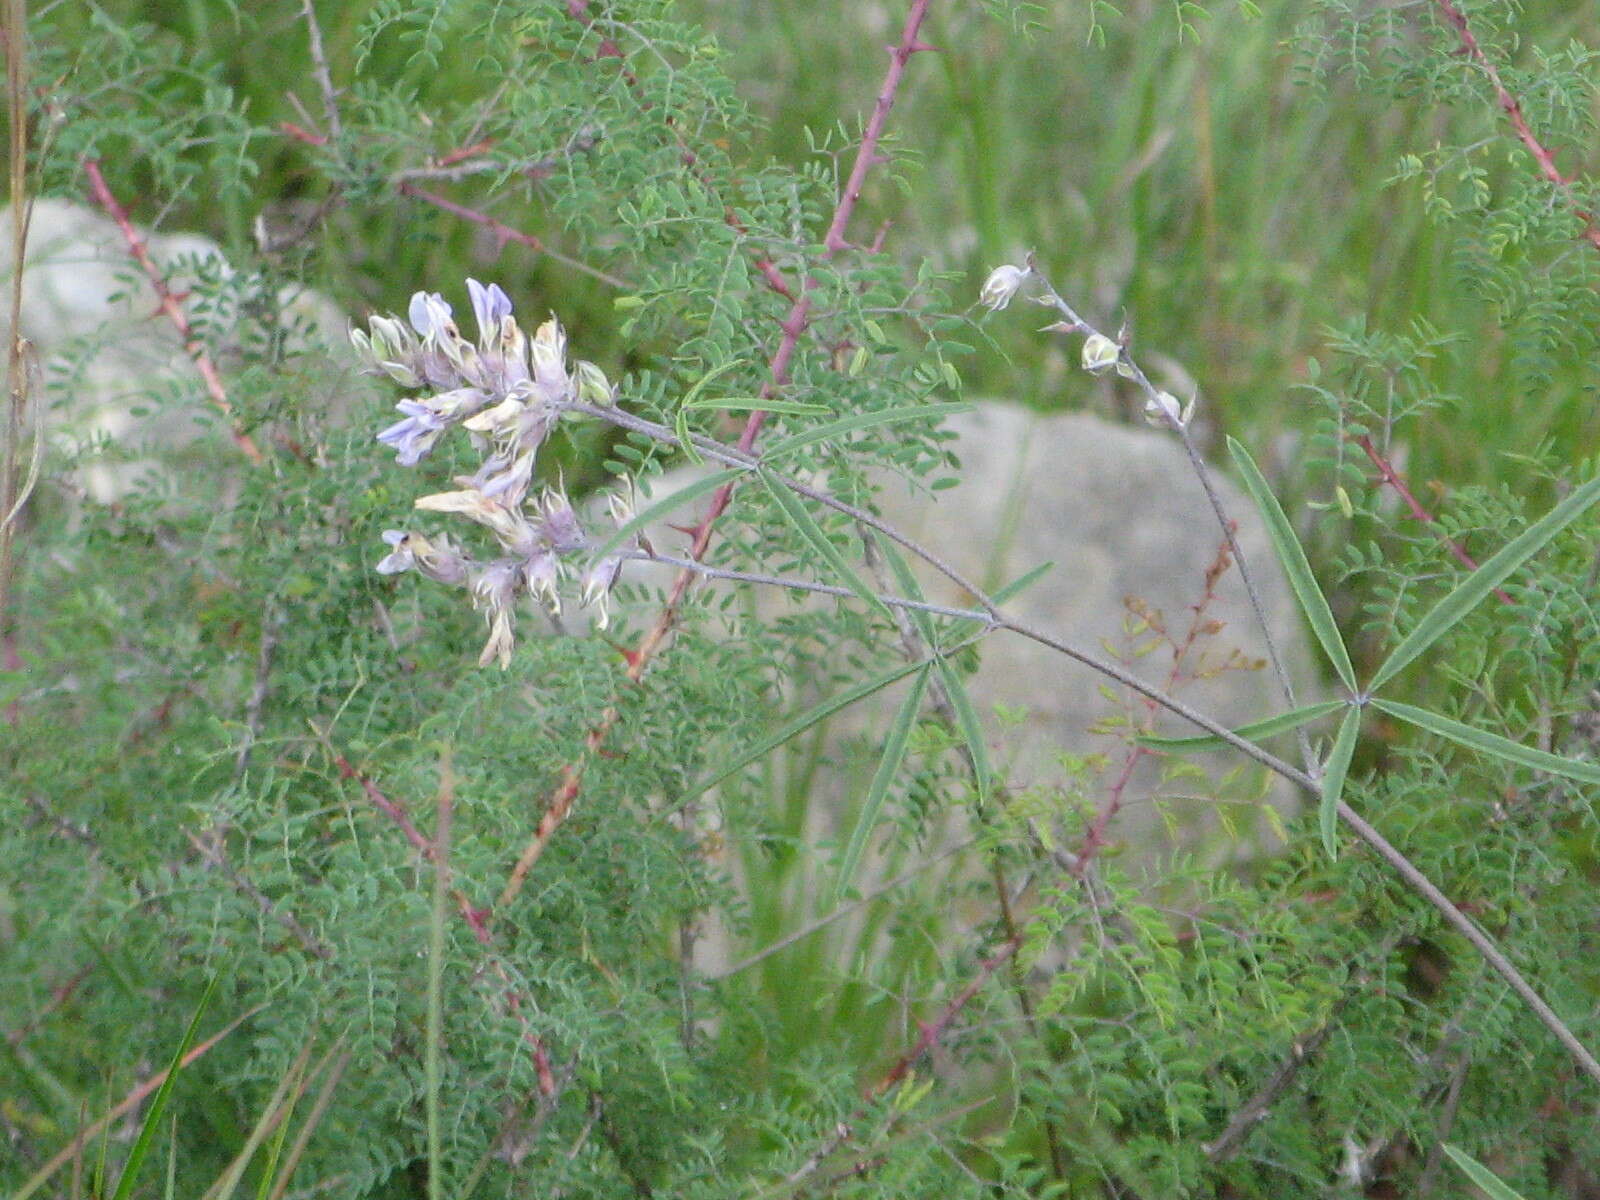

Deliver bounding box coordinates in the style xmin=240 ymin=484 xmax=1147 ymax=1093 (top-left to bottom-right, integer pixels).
xmin=467 ymin=278 xmax=513 ymax=340
xmin=409 ymin=291 xmax=456 ymax=340
xmin=376 ymin=530 xmax=471 ymax=586
xmin=471 ymin=560 xmax=523 ymax=669
xmin=377 ymin=399 xmax=452 ymax=466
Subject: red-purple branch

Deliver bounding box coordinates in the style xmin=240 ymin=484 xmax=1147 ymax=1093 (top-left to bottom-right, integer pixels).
xmin=1432 ymin=0 xmax=1600 ymax=252
xmin=81 ymin=160 xmax=265 ymax=465
xmin=1355 ymin=434 xmax=1514 ymax=607
xmin=497 ymin=0 xmax=938 ymax=911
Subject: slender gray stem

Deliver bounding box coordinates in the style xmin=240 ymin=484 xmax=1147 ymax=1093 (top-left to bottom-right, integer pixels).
xmin=1030 ymin=276 xmax=1316 ymax=773
xmin=575 ymin=400 xmax=1002 ymax=618
xmin=626 ymin=551 xmax=992 ymax=625
xmin=596 ymin=407 xmax=1600 ymax=1085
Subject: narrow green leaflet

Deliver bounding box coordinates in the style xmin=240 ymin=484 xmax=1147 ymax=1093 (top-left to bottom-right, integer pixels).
xmin=682 ymin=396 xmax=827 ymax=416
xmin=110 ymin=979 xmax=216 ymax=1200
xmin=1442 ymin=1145 xmax=1529 ymax=1200
xmin=1137 ymin=700 xmax=1347 ymax=752
xmin=1373 ymin=698 xmax=1600 ymax=785
xmin=876 ymin=534 xmax=992 ymax=808
xmin=673 ymin=360 xmax=743 ymax=464
xmin=992 ymin=560 xmax=1055 ymax=606
xmin=1228 ymin=437 xmax=1357 ymax=692
xmin=834 ymin=664 xmax=931 ymax=904
xmin=683 ymin=656 xmax=930 ymax=802
xmin=760 ymin=402 xmax=971 ymax=462
xmin=1369 ymin=471 xmax=1600 ymax=691
xmin=588 ymin=466 xmax=746 ymax=563
xmin=760 ymin=469 xmax=893 ymax=623
xmin=1319 ymin=705 xmax=1361 ymax=860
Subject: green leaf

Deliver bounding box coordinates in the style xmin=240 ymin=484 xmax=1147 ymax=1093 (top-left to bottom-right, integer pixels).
xmin=674 ymin=360 xmax=745 ymax=464
xmin=1369 ymin=471 xmax=1600 ymax=691
xmin=1373 ymin=699 xmax=1600 ymax=785
xmin=682 ymin=396 xmax=827 ymax=415
xmin=1442 ymin=1145 xmax=1529 ymax=1200
xmin=760 ymin=402 xmax=971 ymax=461
xmin=834 ymin=665 xmax=931 ymax=904
xmin=875 ymin=534 xmax=991 ymax=808
xmin=992 ymin=561 xmax=1055 ymax=606
xmin=1137 ymin=700 xmax=1347 ymax=751
xmin=1319 ymin=705 xmax=1361 ymax=860
xmin=759 ymin=469 xmax=893 ymax=623
xmin=1228 ymin=437 xmax=1357 ymax=691
xmin=588 ymin=467 xmax=747 ymax=563
xmin=684 ymin=657 xmax=935 ymax=802
xmin=110 ymin=979 xmax=216 ymax=1200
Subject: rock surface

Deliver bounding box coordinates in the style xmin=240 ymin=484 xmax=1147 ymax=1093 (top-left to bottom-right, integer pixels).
xmin=631 ymin=402 xmax=1318 ymax=871
xmin=0 ymin=198 xmax=344 ymax=500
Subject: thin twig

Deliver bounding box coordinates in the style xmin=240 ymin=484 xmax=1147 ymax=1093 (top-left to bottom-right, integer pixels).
xmin=1355 ymin=433 xmax=1515 ymax=606
xmin=395 ymin=182 xmax=629 ymax=289
xmin=186 ymin=830 xmax=332 ymax=961
xmin=80 ymin=160 xmax=264 ymax=464
xmin=234 ymin=602 xmax=283 ymax=782
xmin=1032 ymin=272 xmax=1315 ymax=775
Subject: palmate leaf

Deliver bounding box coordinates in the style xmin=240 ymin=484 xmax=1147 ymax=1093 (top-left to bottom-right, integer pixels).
xmin=759 ymin=401 xmax=971 ymax=461
xmin=834 ymin=664 xmax=932 ymax=904
xmin=682 ymin=656 xmax=934 ymax=803
xmin=1319 ymin=705 xmax=1361 ymax=860
xmin=1227 ymin=437 xmax=1356 ymax=691
xmin=1137 ymin=699 xmax=1347 ymax=752
xmin=1369 ymin=471 xmax=1600 ymax=691
xmin=759 ymin=468 xmax=893 ymax=623
xmin=875 ymin=534 xmax=992 ymax=808
xmin=1374 ymin=698 xmax=1600 ymax=785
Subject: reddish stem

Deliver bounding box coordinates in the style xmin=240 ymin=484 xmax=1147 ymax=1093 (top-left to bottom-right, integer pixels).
xmin=871 ymin=936 xmax=1019 ymax=1097
xmin=497 ymin=0 xmax=938 ymax=912
xmin=1355 ymin=434 xmax=1514 ymax=606
xmin=80 ymin=160 xmax=264 ymax=464
xmin=1431 ymin=0 xmax=1600 ymax=252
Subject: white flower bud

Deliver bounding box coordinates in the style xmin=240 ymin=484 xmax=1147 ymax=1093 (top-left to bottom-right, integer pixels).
xmin=980 ymin=264 xmax=1028 ymax=311
xmin=1080 ymin=333 xmax=1120 ymax=375
xmin=575 ymin=360 xmax=613 ymax=405
xmin=1142 ymin=390 xmax=1197 ymax=431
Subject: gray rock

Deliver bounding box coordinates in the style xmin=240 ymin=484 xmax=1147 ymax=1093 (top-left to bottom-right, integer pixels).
xmin=628 ymin=403 xmax=1318 ymax=880
xmin=0 ymin=198 xmax=345 ymax=501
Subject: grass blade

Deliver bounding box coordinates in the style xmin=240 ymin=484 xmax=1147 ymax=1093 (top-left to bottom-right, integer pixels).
xmin=1137 ymin=700 xmax=1347 ymax=752
xmin=1442 ymin=1145 xmax=1529 ymax=1200
xmin=834 ymin=664 xmax=931 ymax=904
xmin=759 ymin=402 xmax=970 ymax=461
xmin=1319 ymin=705 xmax=1361 ymax=860
xmin=110 ymin=978 xmax=216 ymax=1200
xmin=1370 ymin=471 xmax=1600 ymax=691
xmin=1373 ymin=698 xmax=1600 ymax=785
xmin=1228 ymin=437 xmax=1356 ymax=691
xmin=588 ymin=466 xmax=746 ymax=563
xmin=683 ymin=657 xmax=933 ymax=803
xmin=760 ymin=468 xmax=893 ymax=623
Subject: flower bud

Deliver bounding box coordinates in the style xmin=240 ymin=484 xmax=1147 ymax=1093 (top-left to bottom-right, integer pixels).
xmin=1080 ymin=334 xmax=1120 ymax=375
xmin=575 ymin=360 xmax=613 ymax=405
xmin=980 ymin=263 xmax=1028 ymax=311
xmin=1142 ymin=389 xmax=1197 ymax=431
